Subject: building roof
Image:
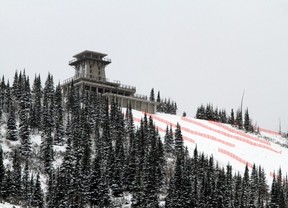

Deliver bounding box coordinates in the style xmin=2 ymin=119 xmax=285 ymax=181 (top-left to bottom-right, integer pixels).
xmin=72 ymin=50 xmax=107 ymax=58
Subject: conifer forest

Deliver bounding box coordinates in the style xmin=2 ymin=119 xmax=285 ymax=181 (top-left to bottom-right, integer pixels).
xmin=0 ymin=70 xmax=287 ymax=207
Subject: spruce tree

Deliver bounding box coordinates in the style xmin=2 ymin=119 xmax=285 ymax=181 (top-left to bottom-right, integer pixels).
xmin=6 ymin=104 xmax=17 ymax=141
xmin=236 ymin=109 xmax=243 ymax=130
xmin=41 ymin=127 xmax=54 ymax=175
xmin=166 ymin=157 xmax=183 ymax=208
xmin=240 ymin=164 xmax=250 ymax=207
xmin=244 ymin=108 xmax=251 ymax=132
xmin=150 ymin=88 xmax=155 ymax=102
xmin=142 ymin=128 xmax=159 ymax=207
xmin=31 ymin=172 xmax=44 ymax=208
xmin=0 ymin=77 xmax=5 ymax=121
xmin=54 ymin=83 xmax=64 ymax=145
xmin=22 ymin=160 xmax=31 ymax=207
xmin=0 ymin=146 xmax=5 ymax=201
xmin=19 ymin=118 xmax=32 ymax=158
xmin=228 ymin=109 xmax=235 ymax=125
xmin=88 ymin=155 xmax=102 ymax=207
xmin=11 ymin=149 xmax=22 ymax=204
xmin=174 ymin=123 xmax=184 ymax=160
xmin=31 ymin=75 xmax=42 ymax=131
xmin=2 ymin=169 xmax=13 ymax=202
xmin=164 ymin=125 xmax=174 ymax=156
xmin=3 ymin=81 xmax=12 ymax=114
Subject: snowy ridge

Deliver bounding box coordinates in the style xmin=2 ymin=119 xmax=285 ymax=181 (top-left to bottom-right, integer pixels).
xmin=131 ymin=109 xmax=288 ymax=185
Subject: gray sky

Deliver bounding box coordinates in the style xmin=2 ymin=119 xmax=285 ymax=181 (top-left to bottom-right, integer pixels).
xmin=1 ymin=0 xmax=288 ymax=132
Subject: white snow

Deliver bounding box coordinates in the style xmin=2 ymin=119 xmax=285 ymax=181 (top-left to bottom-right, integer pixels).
xmin=130 ymin=109 xmax=288 ymax=185
xmin=0 ymin=202 xmax=20 ymax=208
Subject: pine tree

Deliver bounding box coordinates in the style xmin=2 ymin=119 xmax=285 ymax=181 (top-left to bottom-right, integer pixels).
xmin=31 ymin=75 xmax=42 ymax=132
xmin=46 ymin=172 xmax=56 ymax=208
xmin=164 ymin=125 xmax=174 ymax=156
xmin=156 ymin=91 xmax=161 ymax=112
xmin=181 ymin=150 xmax=193 ymax=207
xmin=234 ymin=172 xmax=242 ymax=207
xmin=150 ymin=88 xmax=155 ymax=102
xmin=11 ymin=149 xmax=22 ymax=204
xmin=236 ymin=109 xmax=243 ymax=130
xmin=142 ymin=128 xmax=159 ymax=207
xmin=124 ymin=126 xmax=137 ymax=191
xmin=0 ymin=76 xmax=5 ymax=121
xmin=0 ymin=146 xmax=5 ymax=202
xmin=6 ymin=104 xmax=17 ymax=141
xmin=166 ymin=157 xmax=183 ymax=208
xmin=228 ymin=109 xmax=235 ymax=125
xmin=54 ymin=83 xmax=64 ymax=145
xmin=88 ymin=155 xmax=102 ymax=207
xmin=258 ymin=166 xmax=268 ymax=207
xmin=41 ymin=127 xmax=54 ymax=175
xmin=240 ymin=164 xmax=250 ymax=207
xmin=270 ymin=173 xmax=278 ymax=208
xmin=22 ymin=160 xmax=31 ymax=207
xmin=42 ymin=73 xmax=55 ymax=133
xmin=31 ymin=172 xmax=44 ymax=208
xmin=60 ymin=136 xmax=74 ymax=207
xmin=249 ymin=164 xmax=258 ymax=207
xmin=11 ymin=71 xmax=19 ymax=102
xmin=174 ymin=123 xmax=184 ymax=160
xmin=2 ymin=169 xmax=13 ymax=202
xmin=19 ymin=118 xmax=32 ymax=158
xmin=196 ymin=105 xmax=205 ymax=119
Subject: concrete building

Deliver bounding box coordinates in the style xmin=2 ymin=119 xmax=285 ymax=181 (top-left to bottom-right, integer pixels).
xmin=62 ymin=50 xmax=157 ymax=114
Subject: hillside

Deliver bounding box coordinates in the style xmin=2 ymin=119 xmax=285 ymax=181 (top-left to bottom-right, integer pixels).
xmin=131 ymin=109 xmax=288 ymax=185
xmin=1 ymin=71 xmax=288 ymax=207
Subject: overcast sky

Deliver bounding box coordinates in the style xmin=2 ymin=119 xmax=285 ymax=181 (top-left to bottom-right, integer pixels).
xmin=1 ymin=0 xmax=288 ymax=132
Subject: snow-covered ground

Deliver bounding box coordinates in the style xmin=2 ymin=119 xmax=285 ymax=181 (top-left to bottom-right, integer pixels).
xmin=131 ymin=109 xmax=288 ymax=185
xmin=0 ymin=202 xmax=19 ymax=208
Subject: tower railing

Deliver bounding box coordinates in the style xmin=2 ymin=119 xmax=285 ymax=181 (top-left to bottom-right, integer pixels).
xmin=69 ymin=56 xmax=111 ymax=65
xmin=62 ymin=74 xmax=136 ymax=91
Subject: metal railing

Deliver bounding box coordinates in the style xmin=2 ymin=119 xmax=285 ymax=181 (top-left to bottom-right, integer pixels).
xmin=69 ymin=56 xmax=111 ymax=65
xmin=62 ymin=74 xmax=136 ymax=91
xmin=134 ymin=94 xmax=148 ymax=100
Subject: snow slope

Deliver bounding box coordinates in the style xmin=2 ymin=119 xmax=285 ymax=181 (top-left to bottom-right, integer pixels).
xmin=0 ymin=202 xmax=19 ymax=208
xmin=131 ymin=109 xmax=288 ymax=185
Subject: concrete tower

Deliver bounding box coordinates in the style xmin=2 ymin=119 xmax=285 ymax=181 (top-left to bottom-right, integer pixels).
xmin=69 ymin=50 xmax=111 ymax=82
xmin=62 ymin=50 xmax=157 ymax=114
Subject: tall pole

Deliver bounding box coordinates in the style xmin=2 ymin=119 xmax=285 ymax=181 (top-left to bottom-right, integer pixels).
xmin=279 ymin=118 xmax=281 ymax=134
xmin=240 ymin=89 xmax=245 ymax=114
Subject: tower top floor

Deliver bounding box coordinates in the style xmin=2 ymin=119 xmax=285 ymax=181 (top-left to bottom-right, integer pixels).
xmin=69 ymin=50 xmax=111 ymax=66
xmin=68 ymin=50 xmax=111 ymax=82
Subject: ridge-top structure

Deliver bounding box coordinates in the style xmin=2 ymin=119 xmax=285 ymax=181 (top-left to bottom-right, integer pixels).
xmin=62 ymin=50 xmax=157 ymax=113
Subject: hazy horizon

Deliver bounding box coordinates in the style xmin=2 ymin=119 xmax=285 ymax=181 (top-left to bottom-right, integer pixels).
xmin=1 ymin=0 xmax=288 ymax=132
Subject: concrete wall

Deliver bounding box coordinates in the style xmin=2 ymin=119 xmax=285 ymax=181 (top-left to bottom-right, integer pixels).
xmin=104 ymin=93 xmax=156 ymax=114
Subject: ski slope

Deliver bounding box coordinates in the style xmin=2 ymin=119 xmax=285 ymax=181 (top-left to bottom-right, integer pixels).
xmin=131 ymin=109 xmax=288 ymax=185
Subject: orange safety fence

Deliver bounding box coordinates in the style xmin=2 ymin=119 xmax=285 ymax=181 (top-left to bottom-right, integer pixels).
xmin=133 ymin=116 xmax=195 ymax=144
xmin=218 ymin=148 xmax=253 ymax=168
xmin=141 ymin=113 xmax=235 ymax=147
xmin=207 ymin=120 xmax=271 ymax=146
xmin=182 ymin=118 xmax=280 ymax=154
xmin=259 ymin=128 xmax=281 ymax=136
xmin=209 ymin=121 xmax=282 ymax=154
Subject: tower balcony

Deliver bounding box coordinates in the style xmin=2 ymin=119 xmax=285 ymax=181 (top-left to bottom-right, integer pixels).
xmin=62 ymin=74 xmax=136 ymax=93
xmin=69 ymin=56 xmax=111 ymax=66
